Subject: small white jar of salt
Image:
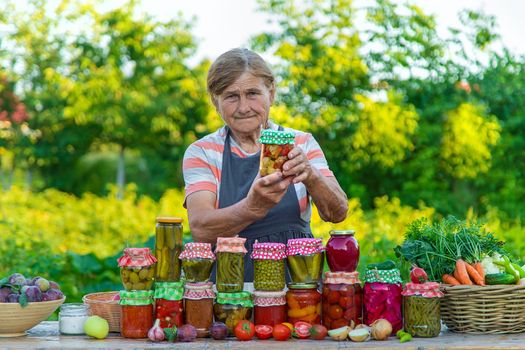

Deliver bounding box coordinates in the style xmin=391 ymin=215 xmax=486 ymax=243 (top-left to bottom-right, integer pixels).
xmin=59 ymin=303 xmax=89 ymax=335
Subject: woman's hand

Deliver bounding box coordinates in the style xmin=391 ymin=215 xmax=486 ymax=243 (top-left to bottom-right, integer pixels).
xmin=245 ymin=172 xmax=293 ymax=218
xmin=282 ymin=147 xmax=313 ymax=184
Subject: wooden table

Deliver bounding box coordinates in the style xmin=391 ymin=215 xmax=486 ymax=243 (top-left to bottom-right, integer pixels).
xmin=1 ymin=321 xmax=525 ymax=349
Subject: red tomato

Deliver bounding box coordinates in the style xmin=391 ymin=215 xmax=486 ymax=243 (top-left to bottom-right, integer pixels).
xmin=338 ymin=296 xmax=351 ymax=309
xmin=322 ymin=315 xmax=332 ymax=329
xmin=331 ymin=318 xmax=348 ymax=329
xmin=344 ymin=307 xmax=356 ymax=321
xmin=327 ymin=290 xmax=340 ymax=304
xmin=273 ymin=324 xmax=291 ymax=341
xmin=234 ymin=320 xmax=255 ymax=341
xmin=293 ymin=321 xmax=311 ymax=339
xmin=255 ymin=325 xmax=273 ymax=340
xmin=309 ymin=324 xmax=328 ymax=340
xmin=328 ymin=304 xmax=343 ymax=319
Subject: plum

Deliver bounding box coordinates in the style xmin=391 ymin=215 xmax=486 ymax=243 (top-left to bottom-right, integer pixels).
xmin=41 ymin=288 xmax=64 ymax=301
xmin=8 ymin=273 xmax=27 ymax=286
xmin=34 ymin=277 xmax=50 ymax=292
xmin=21 ymin=285 xmax=42 ymax=302
xmin=177 ymin=324 xmax=197 ymax=342
xmin=209 ymin=322 xmax=228 ymax=340
xmin=49 ymin=281 xmax=60 ymax=290
xmin=7 ymin=293 xmax=19 ymax=303
xmin=0 ymin=287 xmax=11 ymax=303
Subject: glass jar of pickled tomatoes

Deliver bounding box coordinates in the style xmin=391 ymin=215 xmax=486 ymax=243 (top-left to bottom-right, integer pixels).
xmin=119 ymin=290 xmax=154 ymax=338
xmin=322 ymin=271 xmax=363 ymax=330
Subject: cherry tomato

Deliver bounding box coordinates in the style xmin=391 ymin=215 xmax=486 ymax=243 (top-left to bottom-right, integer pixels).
xmin=331 ymin=318 xmax=349 ymax=329
xmin=234 ymin=320 xmax=255 ymax=341
xmin=328 ymin=304 xmax=343 ymax=319
xmin=255 ymin=325 xmax=273 ymax=340
xmin=309 ymin=324 xmax=328 ymax=340
xmin=293 ymin=321 xmax=312 ymax=339
xmin=327 ymin=290 xmax=340 ymax=304
xmin=273 ymin=324 xmax=291 ymax=341
xmin=344 ymin=307 xmax=356 ymax=321
xmin=322 ymin=315 xmax=332 ymax=329
xmin=338 ymin=296 xmax=351 ymax=309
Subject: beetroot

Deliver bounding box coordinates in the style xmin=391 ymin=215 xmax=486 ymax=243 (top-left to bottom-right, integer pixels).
xmin=363 ymin=282 xmax=403 ymax=333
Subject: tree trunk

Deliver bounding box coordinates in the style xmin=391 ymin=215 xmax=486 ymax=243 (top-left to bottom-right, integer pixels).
xmin=117 ymin=145 xmax=126 ymax=199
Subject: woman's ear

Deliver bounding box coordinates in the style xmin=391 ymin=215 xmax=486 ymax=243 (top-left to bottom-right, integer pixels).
xmin=269 ymin=83 xmax=276 ymax=104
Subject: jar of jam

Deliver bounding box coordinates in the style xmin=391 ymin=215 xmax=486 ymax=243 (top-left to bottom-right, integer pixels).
xmin=251 ymin=242 xmax=286 ymax=291
xmin=258 ymin=129 xmax=294 ymax=176
xmin=286 ymin=238 xmax=324 ymax=284
xmin=119 ymin=290 xmax=154 ymax=338
xmin=117 ymin=247 xmax=157 ymax=290
xmin=180 ymin=242 xmax=215 ymax=283
xmin=254 ymin=290 xmax=286 ymax=326
xmin=326 ymin=230 xmax=360 ymax=272
xmin=286 ymin=283 xmax=321 ymax=324
xmin=154 ymin=217 xmax=183 ymax=282
xmin=215 ymin=236 xmax=247 ymax=292
xmin=402 ymin=282 xmax=443 ymax=337
xmin=154 ymin=281 xmax=184 ymax=328
xmin=363 ymin=267 xmax=403 ymax=334
xmin=213 ymin=292 xmax=253 ymax=334
xmin=184 ymin=282 xmax=215 ymax=338
xmin=322 ymin=271 xmax=363 ymax=330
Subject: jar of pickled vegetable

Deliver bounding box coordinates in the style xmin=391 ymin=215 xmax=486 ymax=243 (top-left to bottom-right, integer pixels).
xmin=286 ymin=238 xmax=324 ymax=284
xmin=402 ymin=282 xmax=443 ymax=337
xmin=154 ymin=281 xmax=184 ymax=328
xmin=251 ymin=242 xmax=286 ymax=291
xmin=286 ymin=283 xmax=321 ymax=324
xmin=363 ymin=267 xmax=403 ymax=334
xmin=118 ymin=248 xmax=157 ymax=290
xmin=322 ymin=271 xmax=363 ymax=330
xmin=326 ymin=230 xmax=360 ymax=272
xmin=184 ymin=282 xmax=215 ymax=338
xmin=120 ymin=290 xmax=154 ymax=338
xmin=258 ymin=129 xmax=295 ymax=176
xmin=154 ymin=217 xmax=183 ymax=282
xmin=180 ymin=242 xmax=215 ymax=283
xmin=253 ymin=290 xmax=287 ymax=326
xmin=215 ymin=236 xmax=247 ymax=292
xmin=214 ymin=292 xmax=253 ymax=334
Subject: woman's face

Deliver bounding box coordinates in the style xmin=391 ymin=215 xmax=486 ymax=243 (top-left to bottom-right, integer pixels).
xmin=215 ymin=71 xmax=274 ymax=137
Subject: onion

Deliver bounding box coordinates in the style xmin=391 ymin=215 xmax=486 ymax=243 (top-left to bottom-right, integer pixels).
xmin=370 ymin=319 xmax=392 ymax=340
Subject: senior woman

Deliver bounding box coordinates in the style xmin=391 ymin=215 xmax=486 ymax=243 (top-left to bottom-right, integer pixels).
xmin=183 ymin=48 xmax=348 ymax=281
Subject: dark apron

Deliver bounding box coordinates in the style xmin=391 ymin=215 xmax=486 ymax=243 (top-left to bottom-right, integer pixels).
xmin=212 ymin=126 xmax=312 ymax=282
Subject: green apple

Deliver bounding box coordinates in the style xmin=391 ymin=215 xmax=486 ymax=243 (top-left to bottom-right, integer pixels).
xmin=84 ymin=316 xmax=109 ymax=339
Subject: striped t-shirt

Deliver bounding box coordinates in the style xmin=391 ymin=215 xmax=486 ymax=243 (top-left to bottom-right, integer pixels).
xmin=182 ymin=122 xmax=334 ymax=222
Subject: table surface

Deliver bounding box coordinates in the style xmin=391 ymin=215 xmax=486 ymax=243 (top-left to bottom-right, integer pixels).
xmin=1 ymin=321 xmax=525 ymax=349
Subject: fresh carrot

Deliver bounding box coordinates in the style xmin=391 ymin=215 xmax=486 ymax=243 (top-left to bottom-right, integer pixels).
xmin=442 ymin=274 xmax=460 ymax=285
xmin=455 ymin=259 xmax=473 ymax=285
xmin=473 ymin=262 xmax=485 ymax=281
xmin=465 ymin=262 xmax=485 ymax=286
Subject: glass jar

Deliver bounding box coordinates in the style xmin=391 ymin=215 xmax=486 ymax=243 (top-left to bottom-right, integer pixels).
xmin=251 ymin=242 xmax=286 ymax=291
xmin=402 ymin=282 xmax=443 ymax=337
xmin=258 ymin=129 xmax=295 ymax=176
xmin=215 ymin=237 xmax=247 ymax=292
xmin=154 ymin=282 xmax=184 ymax=328
xmin=154 ymin=217 xmax=183 ymax=282
xmin=180 ymin=242 xmax=215 ymax=283
xmin=326 ymin=230 xmax=360 ymax=272
xmin=286 ymin=238 xmax=324 ymax=284
xmin=118 ymin=248 xmax=157 ymax=290
xmin=120 ymin=290 xmax=154 ymax=338
xmin=286 ymin=283 xmax=321 ymax=324
xmin=213 ymin=292 xmax=253 ymax=334
xmin=59 ymin=303 xmax=89 ymax=335
xmin=322 ymin=271 xmax=363 ymax=330
xmin=253 ymin=290 xmax=287 ymax=326
xmin=184 ymin=282 xmax=215 ymax=338
xmin=363 ymin=268 xmax=403 ymax=334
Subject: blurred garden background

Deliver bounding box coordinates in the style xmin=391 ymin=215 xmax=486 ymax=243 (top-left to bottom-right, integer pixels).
xmin=1 ymin=0 xmax=524 ymax=302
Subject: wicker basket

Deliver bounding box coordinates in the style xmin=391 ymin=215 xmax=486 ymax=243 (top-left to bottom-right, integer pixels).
xmin=82 ymin=291 xmax=121 ymax=333
xmin=440 ymin=284 xmax=525 ymax=334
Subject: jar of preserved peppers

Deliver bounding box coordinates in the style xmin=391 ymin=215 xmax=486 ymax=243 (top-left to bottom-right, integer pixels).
xmin=117 ymin=248 xmax=157 ymax=290
xmin=154 ymin=217 xmax=183 ymax=282
xmin=258 ymin=129 xmax=295 ymax=176
xmin=180 ymin=242 xmax=215 ymax=283
xmin=253 ymin=290 xmax=287 ymax=326
xmin=326 ymin=230 xmax=360 ymax=272
xmin=322 ymin=271 xmax=363 ymax=330
xmin=363 ymin=267 xmax=403 ymax=334
xmin=214 ymin=292 xmax=253 ymax=335
xmin=154 ymin=281 xmax=184 ymax=328
xmin=286 ymin=238 xmax=324 ymax=284
xmin=119 ymin=290 xmax=154 ymax=338
xmin=251 ymin=242 xmax=286 ymax=291
xmin=402 ymin=282 xmax=443 ymax=337
xmin=184 ymin=282 xmax=215 ymax=338
xmin=215 ymin=236 xmax=247 ymax=292
xmin=286 ymin=283 xmax=321 ymax=324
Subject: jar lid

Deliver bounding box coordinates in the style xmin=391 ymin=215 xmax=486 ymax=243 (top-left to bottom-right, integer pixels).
xmin=402 ymin=282 xmax=443 ymax=298
xmin=180 ymin=242 xmax=216 ymax=260
xmin=253 ymin=290 xmax=286 ymax=306
xmin=117 ymin=247 xmax=157 ymax=267
xmin=119 ymin=290 xmax=154 ymax=305
xmin=215 ymin=236 xmax=247 ymax=254
xmin=329 ymin=230 xmax=355 ymax=236
xmin=286 ymin=238 xmax=323 ymax=256
xmin=258 ymin=129 xmax=295 ymax=145
xmin=287 ymin=282 xmax=318 ymax=290
xmin=184 ymin=282 xmax=216 ymax=300
xmin=154 ymin=282 xmax=184 ymax=301
xmin=216 ymin=291 xmax=253 ymax=307
xmin=324 ymin=271 xmax=361 ymax=284
xmin=156 ymin=217 xmax=183 ymax=224
xmin=364 ymin=268 xmax=402 ymax=284
xmin=250 ymin=242 xmax=286 ymax=260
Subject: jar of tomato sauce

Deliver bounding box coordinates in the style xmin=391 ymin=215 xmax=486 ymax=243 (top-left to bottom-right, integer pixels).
xmin=184 ymin=282 xmax=216 ymax=338
xmin=326 ymin=230 xmax=360 ymax=272
xmin=253 ymin=290 xmax=287 ymax=326
xmin=154 ymin=281 xmax=184 ymax=328
xmin=119 ymin=290 xmax=154 ymax=338
xmin=322 ymin=271 xmax=363 ymax=330
xmin=286 ymin=283 xmax=321 ymax=324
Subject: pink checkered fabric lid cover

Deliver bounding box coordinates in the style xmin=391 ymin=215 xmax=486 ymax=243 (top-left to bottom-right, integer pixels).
xmin=402 ymin=282 xmax=444 ymax=298
xmin=286 ymin=238 xmax=323 ymax=256
xmin=179 ymin=242 xmax=215 ymax=260
xmin=117 ymin=247 xmax=157 ymax=267
xmin=251 ymin=241 xmax=286 ymax=260
xmin=215 ymin=236 xmax=248 ymax=254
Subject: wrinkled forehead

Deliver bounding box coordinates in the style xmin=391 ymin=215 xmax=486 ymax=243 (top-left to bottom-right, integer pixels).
xmin=220 ymin=72 xmax=270 ymax=95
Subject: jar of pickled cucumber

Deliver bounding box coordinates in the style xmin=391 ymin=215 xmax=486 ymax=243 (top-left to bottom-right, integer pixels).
xmin=402 ymin=282 xmax=443 ymax=337
xmin=286 ymin=238 xmax=324 ymax=284
xmin=253 ymin=290 xmax=286 ymax=326
xmin=120 ymin=290 xmax=154 ymax=338
xmin=213 ymin=292 xmax=253 ymax=335
xmin=180 ymin=242 xmax=215 ymax=283
xmin=322 ymin=271 xmax=363 ymax=330
xmin=215 ymin=236 xmax=247 ymax=292
xmin=286 ymin=283 xmax=321 ymax=324
xmin=118 ymin=248 xmax=157 ymax=290
xmin=258 ymin=129 xmax=295 ymax=176
xmin=251 ymin=242 xmax=286 ymax=291
xmin=154 ymin=217 xmax=183 ymax=282
xmin=184 ymin=282 xmax=215 ymax=338
xmin=154 ymin=281 xmax=184 ymax=328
